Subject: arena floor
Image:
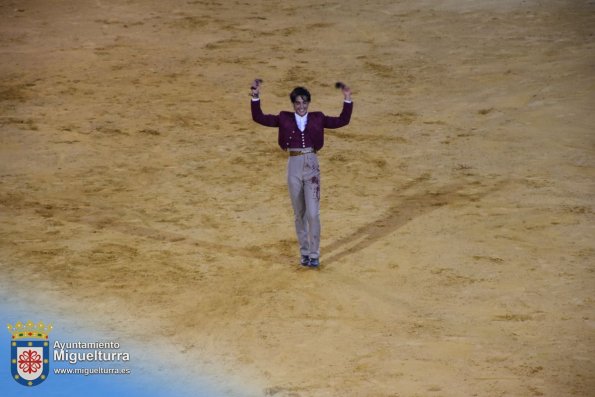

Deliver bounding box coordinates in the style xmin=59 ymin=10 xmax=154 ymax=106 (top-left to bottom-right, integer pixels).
xmin=1 ymin=0 xmax=594 ymax=396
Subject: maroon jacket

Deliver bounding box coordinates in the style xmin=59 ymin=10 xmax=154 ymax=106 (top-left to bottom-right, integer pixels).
xmin=251 ymin=99 xmax=353 ymax=151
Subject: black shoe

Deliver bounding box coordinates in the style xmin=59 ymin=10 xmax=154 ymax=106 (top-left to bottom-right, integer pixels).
xmin=308 ymin=257 xmax=320 ymax=267
xmin=300 ymin=255 xmax=310 ymax=266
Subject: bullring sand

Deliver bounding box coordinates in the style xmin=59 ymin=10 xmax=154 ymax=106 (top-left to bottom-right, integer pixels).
xmin=1 ymin=0 xmax=594 ymax=396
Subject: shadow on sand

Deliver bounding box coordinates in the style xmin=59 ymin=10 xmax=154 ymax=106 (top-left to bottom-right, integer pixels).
xmin=321 ymin=174 xmax=505 ymax=265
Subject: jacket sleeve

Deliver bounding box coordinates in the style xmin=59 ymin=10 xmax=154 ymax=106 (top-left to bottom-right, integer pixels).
xmin=251 ymin=100 xmax=280 ymax=127
xmin=323 ymin=101 xmax=353 ymax=129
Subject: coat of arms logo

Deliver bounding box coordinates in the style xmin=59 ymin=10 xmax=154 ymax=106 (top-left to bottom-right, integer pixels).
xmin=7 ymin=320 xmax=52 ymax=387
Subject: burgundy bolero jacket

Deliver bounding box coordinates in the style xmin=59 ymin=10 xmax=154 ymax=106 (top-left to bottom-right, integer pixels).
xmin=251 ymin=99 xmax=353 ymax=151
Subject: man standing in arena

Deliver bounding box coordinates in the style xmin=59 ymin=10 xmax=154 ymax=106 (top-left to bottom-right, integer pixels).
xmin=250 ymin=79 xmax=353 ymax=268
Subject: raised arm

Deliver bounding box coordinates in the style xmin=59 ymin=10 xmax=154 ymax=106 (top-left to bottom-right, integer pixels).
xmin=251 ymin=100 xmax=280 ymax=127
xmin=324 ymin=82 xmax=353 ymax=129
xmin=250 ymin=78 xmax=279 ymax=127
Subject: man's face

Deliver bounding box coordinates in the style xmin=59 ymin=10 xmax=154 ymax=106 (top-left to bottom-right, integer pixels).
xmin=293 ymin=96 xmax=309 ymax=116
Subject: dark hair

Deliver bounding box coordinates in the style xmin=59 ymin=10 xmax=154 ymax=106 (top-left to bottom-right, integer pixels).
xmin=289 ymin=87 xmax=311 ymax=103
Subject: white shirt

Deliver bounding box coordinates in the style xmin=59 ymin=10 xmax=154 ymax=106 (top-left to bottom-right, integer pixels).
xmin=294 ymin=113 xmax=308 ymax=132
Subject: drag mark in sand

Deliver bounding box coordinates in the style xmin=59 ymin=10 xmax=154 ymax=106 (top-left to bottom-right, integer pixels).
xmin=322 ymin=175 xmax=509 ymax=265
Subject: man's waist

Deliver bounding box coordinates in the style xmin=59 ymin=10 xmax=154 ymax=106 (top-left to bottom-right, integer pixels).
xmin=288 ymin=148 xmax=316 ymax=156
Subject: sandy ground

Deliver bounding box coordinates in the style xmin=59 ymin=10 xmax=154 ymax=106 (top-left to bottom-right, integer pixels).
xmin=1 ymin=0 xmax=594 ymax=396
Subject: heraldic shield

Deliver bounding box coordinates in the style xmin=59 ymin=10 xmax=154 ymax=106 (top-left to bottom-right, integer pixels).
xmin=7 ymin=321 xmax=52 ymax=387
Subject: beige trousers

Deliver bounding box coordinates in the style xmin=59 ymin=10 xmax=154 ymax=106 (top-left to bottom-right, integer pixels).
xmin=287 ymin=152 xmax=321 ymax=259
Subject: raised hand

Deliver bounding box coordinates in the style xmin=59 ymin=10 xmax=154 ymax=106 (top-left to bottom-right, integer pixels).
xmin=335 ymin=81 xmax=352 ymax=101
xmin=250 ymin=78 xmax=263 ymax=98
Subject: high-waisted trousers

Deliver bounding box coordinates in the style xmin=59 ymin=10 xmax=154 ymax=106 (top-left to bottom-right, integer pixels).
xmin=287 ymin=152 xmax=321 ymax=259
